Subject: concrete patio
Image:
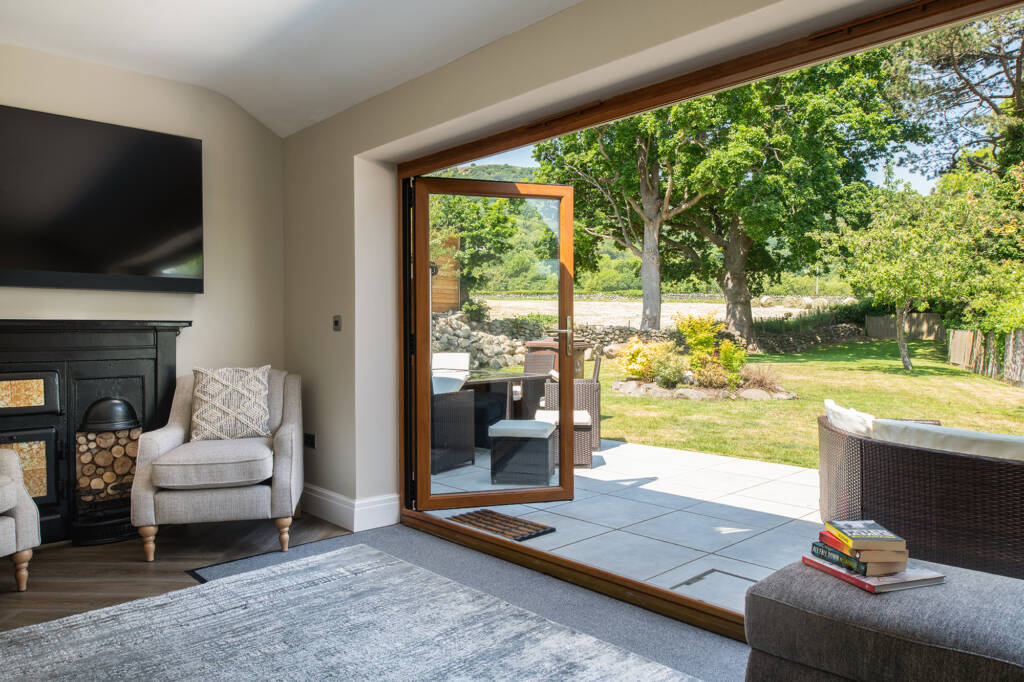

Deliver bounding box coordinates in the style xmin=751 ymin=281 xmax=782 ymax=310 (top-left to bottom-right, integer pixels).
xmin=428 ymin=440 xmax=821 ymax=614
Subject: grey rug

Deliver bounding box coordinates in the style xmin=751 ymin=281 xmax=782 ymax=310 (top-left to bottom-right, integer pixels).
xmin=190 ymin=526 xmax=749 ymax=682
xmin=1 ymin=544 xmax=696 ymax=681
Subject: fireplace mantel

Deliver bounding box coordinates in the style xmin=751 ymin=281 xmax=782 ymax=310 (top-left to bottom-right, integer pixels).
xmin=0 ymin=319 xmax=191 ymax=543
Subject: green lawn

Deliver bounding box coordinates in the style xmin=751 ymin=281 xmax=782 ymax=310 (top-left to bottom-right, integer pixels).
xmin=595 ymin=339 xmax=1024 ymax=469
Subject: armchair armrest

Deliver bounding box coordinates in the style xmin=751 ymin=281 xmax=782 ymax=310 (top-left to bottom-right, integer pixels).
xmin=131 ymin=376 xmax=193 ymax=527
xmin=0 ymin=448 xmax=41 ymax=552
xmin=271 ymin=374 xmax=303 ymax=518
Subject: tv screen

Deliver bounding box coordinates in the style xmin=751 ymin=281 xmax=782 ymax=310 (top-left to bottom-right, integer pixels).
xmin=0 ymin=104 xmax=203 ymax=293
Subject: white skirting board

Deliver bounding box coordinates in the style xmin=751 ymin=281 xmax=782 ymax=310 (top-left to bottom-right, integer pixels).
xmin=301 ymin=484 xmax=400 ymax=532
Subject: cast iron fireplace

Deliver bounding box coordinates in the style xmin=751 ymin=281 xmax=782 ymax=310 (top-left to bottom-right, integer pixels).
xmin=0 ymin=320 xmax=190 ymax=544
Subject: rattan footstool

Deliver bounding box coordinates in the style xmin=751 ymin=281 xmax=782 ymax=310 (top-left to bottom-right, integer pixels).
xmin=488 ymin=420 xmax=556 ymax=485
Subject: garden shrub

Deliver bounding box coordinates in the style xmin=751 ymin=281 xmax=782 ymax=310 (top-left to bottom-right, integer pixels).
xmin=652 ymin=354 xmax=691 ymax=388
xmin=461 ymin=298 xmax=490 ymax=322
xmin=718 ymin=339 xmax=746 ymax=373
xmin=693 ymin=360 xmax=728 ymax=388
xmin=513 ymin=312 xmax=557 ymax=327
xmin=740 ymin=364 xmax=779 ymax=391
xmin=619 ymin=337 xmax=676 ymax=381
xmin=674 ymin=313 xmax=724 ymax=355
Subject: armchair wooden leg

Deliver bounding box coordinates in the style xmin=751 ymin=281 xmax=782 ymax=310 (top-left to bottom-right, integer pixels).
xmin=11 ymin=549 xmax=32 ymax=592
xmin=274 ymin=517 xmax=291 ymax=552
xmin=139 ymin=525 xmax=158 ymax=562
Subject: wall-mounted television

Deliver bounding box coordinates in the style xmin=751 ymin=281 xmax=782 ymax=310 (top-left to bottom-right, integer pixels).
xmin=0 ymin=104 xmax=203 ymax=293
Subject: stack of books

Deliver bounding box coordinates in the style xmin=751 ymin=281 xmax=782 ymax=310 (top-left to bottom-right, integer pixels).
xmin=802 ymin=520 xmax=944 ymax=593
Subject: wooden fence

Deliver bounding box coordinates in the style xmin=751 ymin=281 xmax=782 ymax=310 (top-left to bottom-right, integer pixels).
xmin=865 ymin=313 xmax=945 ymax=340
xmin=948 ymin=328 xmax=1024 ymax=385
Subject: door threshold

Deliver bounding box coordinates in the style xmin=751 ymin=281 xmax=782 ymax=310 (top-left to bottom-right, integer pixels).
xmin=401 ymin=509 xmax=746 ymax=642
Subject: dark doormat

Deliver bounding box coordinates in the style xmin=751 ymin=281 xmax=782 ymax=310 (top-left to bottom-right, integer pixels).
xmin=448 ymin=509 xmax=555 ymax=541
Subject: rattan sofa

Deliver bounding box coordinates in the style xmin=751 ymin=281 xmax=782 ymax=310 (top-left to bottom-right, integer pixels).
xmin=818 ymin=415 xmax=1024 ymax=579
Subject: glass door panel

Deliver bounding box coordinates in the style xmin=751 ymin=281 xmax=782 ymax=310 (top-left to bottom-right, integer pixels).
xmin=413 ymin=178 xmax=574 ymax=511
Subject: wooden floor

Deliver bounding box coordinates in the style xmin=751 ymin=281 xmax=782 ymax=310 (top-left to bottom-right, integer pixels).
xmin=0 ymin=514 xmax=348 ymax=632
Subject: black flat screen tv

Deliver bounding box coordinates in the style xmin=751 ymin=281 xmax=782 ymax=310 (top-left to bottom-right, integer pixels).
xmin=0 ymin=104 xmax=203 ymax=293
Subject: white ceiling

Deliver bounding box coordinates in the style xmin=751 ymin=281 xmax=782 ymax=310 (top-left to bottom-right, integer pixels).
xmin=0 ymin=0 xmax=584 ymax=136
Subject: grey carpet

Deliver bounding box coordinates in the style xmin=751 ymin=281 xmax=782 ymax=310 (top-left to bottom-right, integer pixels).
xmin=193 ymin=524 xmax=750 ymax=681
xmin=1 ymin=544 xmax=694 ymax=682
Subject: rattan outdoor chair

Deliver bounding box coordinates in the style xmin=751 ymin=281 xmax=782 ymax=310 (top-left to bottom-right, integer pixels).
xmin=818 ymin=415 xmax=1024 ymax=579
xmin=543 ymin=355 xmax=601 ymax=454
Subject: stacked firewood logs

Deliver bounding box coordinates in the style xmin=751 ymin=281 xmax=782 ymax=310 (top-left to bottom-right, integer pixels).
xmin=76 ymin=428 xmax=141 ymax=503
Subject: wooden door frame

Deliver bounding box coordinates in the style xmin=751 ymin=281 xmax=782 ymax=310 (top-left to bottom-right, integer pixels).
xmin=411 ymin=177 xmax=575 ymax=511
xmin=395 ymin=0 xmax=1022 ymax=642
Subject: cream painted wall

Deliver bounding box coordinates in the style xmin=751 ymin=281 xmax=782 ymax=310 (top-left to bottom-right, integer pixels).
xmin=0 ymin=44 xmax=285 ymax=372
xmin=283 ymin=0 xmax=901 ymax=512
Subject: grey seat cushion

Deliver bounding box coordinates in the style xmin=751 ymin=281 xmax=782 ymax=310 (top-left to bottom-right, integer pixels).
xmin=745 ymin=560 xmax=1024 ymax=681
xmin=0 ymin=474 xmax=16 ymax=514
xmin=151 ymin=438 xmax=274 ymax=490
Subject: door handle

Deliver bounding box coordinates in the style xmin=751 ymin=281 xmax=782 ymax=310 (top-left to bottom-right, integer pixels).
xmin=544 ymin=315 xmax=573 ymax=357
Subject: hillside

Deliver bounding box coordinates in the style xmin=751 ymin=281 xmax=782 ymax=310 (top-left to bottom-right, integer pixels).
xmin=431 ymin=163 xmax=537 ymax=182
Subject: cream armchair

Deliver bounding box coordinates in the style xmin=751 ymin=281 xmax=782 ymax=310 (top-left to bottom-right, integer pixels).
xmin=131 ymin=369 xmax=303 ymax=561
xmin=0 ymin=448 xmax=40 ymax=591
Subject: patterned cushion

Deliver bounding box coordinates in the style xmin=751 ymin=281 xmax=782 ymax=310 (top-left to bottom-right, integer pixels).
xmin=190 ymin=366 xmax=272 ymax=441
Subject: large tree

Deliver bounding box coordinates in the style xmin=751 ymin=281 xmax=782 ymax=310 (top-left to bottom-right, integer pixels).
xmin=829 ymin=163 xmax=1024 ymax=369
xmin=534 ymin=49 xmax=923 ymax=338
xmin=429 ymin=194 xmax=518 ymax=304
xmin=894 ymin=9 xmax=1024 ymax=173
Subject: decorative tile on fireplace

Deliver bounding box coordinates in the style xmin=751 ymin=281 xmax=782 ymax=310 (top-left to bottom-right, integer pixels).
xmin=0 ymin=427 xmax=56 ymax=502
xmin=0 ymin=379 xmax=44 ymax=408
xmin=0 ymin=371 xmax=59 ymax=415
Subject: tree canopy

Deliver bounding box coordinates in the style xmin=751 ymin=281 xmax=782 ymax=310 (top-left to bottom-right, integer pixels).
xmin=894 ymin=9 xmax=1024 ymax=173
xmin=535 ymin=48 xmax=925 ymax=337
xmin=827 ymin=160 xmax=1024 ymax=369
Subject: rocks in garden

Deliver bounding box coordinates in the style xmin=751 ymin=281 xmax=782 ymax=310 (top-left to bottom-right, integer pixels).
xmin=756 ymin=323 xmax=863 ymax=355
xmin=612 ymin=380 xmax=796 ymax=401
xmin=611 ymin=380 xmax=642 ymax=394
xmin=674 ymin=388 xmax=705 ymax=400
xmin=737 ymin=388 xmax=772 ymax=401
xmin=603 ymin=342 xmax=629 ymax=358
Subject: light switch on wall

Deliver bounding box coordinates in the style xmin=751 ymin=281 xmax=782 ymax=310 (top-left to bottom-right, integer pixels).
xmin=332 ymin=315 xmax=342 ymax=332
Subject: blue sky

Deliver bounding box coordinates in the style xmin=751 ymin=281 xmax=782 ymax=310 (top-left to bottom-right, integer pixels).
xmin=473 ymin=143 xmax=936 ymax=194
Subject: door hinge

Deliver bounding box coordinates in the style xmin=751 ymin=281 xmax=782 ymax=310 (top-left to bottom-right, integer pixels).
xmin=408 ymin=333 xmax=416 ymax=355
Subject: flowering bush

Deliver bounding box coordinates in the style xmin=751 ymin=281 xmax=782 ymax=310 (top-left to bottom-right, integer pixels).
xmin=619 ymin=337 xmax=676 ymax=381
xmin=652 ymin=354 xmax=691 ymax=388
xmin=673 ymin=313 xmax=724 ymax=355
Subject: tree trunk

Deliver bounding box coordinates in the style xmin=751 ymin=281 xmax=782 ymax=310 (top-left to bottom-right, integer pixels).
xmin=639 ymin=220 xmax=662 ymax=330
xmin=896 ymin=300 xmax=913 ymax=370
xmin=718 ymin=233 xmax=756 ymax=344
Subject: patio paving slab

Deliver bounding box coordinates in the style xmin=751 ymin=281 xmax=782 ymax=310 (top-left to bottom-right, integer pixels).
xmin=604 ymin=480 xmax=709 ymax=510
xmin=519 ymin=510 xmax=611 ymax=551
xmin=524 ymin=486 xmax=600 ymax=510
xmin=717 ymin=524 xmax=819 ymax=570
xmin=779 ymin=468 xmax=819 ymax=486
xmin=646 ymin=554 xmax=776 ymax=613
xmin=685 ymin=494 xmax=815 ymax=529
xmin=552 ymin=494 xmax=673 ymax=528
xmin=624 ymin=510 xmax=762 ymax=553
xmin=551 ymin=529 xmax=706 ymax=581
xmin=739 ymin=479 xmax=820 ymax=507
xmin=706 ymin=458 xmax=807 ymax=480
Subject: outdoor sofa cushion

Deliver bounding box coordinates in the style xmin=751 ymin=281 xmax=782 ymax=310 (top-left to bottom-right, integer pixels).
xmin=0 ymin=474 xmax=16 ymax=514
xmin=151 ymin=438 xmax=274 ymax=490
xmin=872 ymin=419 xmax=1024 ymax=462
xmin=824 ymin=399 xmax=874 ymax=437
xmin=534 ymin=409 xmax=592 ymax=427
xmin=745 ymin=559 xmax=1024 ymax=680
xmin=488 ymin=420 xmax=556 ymax=440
